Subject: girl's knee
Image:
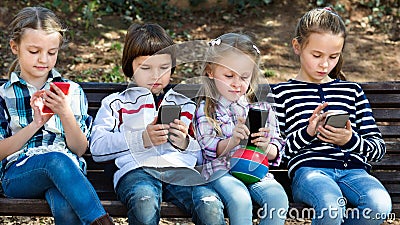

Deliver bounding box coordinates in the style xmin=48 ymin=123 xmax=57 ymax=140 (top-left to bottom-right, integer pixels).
xmin=44 ymin=152 xmax=77 ymax=174
xmin=227 ymin=194 xmax=252 ymax=214
xmin=268 ymin=191 xmax=289 ymax=211
xmin=363 ymin=190 xmax=392 ymax=215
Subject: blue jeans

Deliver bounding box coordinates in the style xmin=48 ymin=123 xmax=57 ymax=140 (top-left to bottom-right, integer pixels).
xmin=1 ymin=152 xmax=107 ymax=225
xmin=115 ymin=168 xmax=225 ymax=225
xmin=208 ymin=171 xmax=288 ymax=225
xmin=292 ymin=167 xmax=392 ymax=225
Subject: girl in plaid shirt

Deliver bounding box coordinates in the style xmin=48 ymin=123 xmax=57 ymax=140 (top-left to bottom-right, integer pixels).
xmin=195 ymin=33 xmax=288 ymax=225
xmin=0 ymin=7 xmax=113 ymax=225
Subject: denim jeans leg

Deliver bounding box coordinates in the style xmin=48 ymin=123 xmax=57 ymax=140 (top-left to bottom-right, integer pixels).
xmin=191 ymin=185 xmax=225 ymax=225
xmin=292 ymin=167 xmax=345 ymax=225
xmin=115 ymin=168 xmax=162 ymax=225
xmin=248 ymin=177 xmax=288 ymax=225
xmin=2 ymin=152 xmax=106 ymax=224
xmin=210 ymin=172 xmax=253 ymax=225
xmin=45 ymin=187 xmax=82 ymax=225
xmin=338 ymin=169 xmax=392 ymax=225
xmin=163 ymin=184 xmax=195 ymax=216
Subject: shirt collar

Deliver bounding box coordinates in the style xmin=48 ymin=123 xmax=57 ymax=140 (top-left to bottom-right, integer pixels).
xmin=5 ymin=69 xmax=62 ymax=89
xmin=217 ymin=95 xmax=248 ymax=109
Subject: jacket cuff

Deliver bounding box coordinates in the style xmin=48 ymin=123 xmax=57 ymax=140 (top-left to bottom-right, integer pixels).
xmin=300 ymin=127 xmax=315 ymax=143
xmin=341 ymin=132 xmax=359 ymax=151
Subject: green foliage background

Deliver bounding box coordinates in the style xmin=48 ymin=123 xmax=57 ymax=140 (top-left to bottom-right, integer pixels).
xmin=0 ymin=0 xmax=398 ymax=82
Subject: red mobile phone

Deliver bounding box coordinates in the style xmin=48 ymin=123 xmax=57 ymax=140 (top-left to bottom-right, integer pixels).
xmin=42 ymin=82 xmax=70 ymax=113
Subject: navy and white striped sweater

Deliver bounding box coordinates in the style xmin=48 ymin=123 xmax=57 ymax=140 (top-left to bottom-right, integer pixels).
xmin=270 ymin=79 xmax=385 ymax=178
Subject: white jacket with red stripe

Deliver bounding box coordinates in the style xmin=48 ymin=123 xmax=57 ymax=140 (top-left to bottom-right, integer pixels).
xmin=90 ymin=86 xmax=201 ymax=188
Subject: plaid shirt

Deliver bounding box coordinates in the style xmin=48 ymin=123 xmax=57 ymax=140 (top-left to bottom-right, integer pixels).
xmin=0 ymin=70 xmax=91 ymax=178
xmin=195 ymin=95 xmax=284 ymax=180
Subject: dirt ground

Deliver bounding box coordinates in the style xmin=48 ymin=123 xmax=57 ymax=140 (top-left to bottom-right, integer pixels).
xmin=0 ymin=1 xmax=399 ymax=83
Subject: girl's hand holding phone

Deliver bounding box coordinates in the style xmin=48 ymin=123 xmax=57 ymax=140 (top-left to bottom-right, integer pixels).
xmin=250 ymin=127 xmax=271 ymax=148
xmin=42 ymin=82 xmax=71 ymax=116
xmin=249 ymin=127 xmax=278 ymax=160
xmin=231 ymin=117 xmax=250 ymax=146
xmin=317 ymin=120 xmax=353 ymax=146
xmin=30 ymin=91 xmax=53 ymax=127
xmin=307 ymin=102 xmax=328 ymax=136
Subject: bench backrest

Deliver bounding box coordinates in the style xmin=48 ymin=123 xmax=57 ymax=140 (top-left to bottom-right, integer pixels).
xmin=1 ymin=80 xmax=399 ymax=211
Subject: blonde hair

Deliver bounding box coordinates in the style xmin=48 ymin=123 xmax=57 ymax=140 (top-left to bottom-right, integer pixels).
xmin=198 ymin=33 xmax=261 ymax=136
xmin=7 ymin=6 xmax=67 ymax=77
xmin=294 ymin=7 xmax=347 ymax=80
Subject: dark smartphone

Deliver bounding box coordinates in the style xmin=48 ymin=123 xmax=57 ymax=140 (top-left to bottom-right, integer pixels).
xmin=42 ymin=82 xmax=70 ymax=113
xmin=323 ymin=112 xmax=350 ymax=128
xmin=156 ymin=105 xmax=181 ymax=125
xmin=246 ymin=108 xmax=269 ymax=146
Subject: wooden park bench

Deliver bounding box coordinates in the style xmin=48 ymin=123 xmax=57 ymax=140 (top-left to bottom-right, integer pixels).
xmin=0 ymin=80 xmax=399 ymax=220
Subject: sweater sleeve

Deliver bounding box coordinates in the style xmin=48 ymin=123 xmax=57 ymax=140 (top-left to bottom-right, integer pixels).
xmin=270 ymin=87 xmax=316 ymax=161
xmin=341 ymin=85 xmax=386 ymax=162
xmin=194 ymin=102 xmax=223 ymax=160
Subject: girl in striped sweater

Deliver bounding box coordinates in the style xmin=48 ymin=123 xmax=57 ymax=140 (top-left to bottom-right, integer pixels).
xmin=271 ymin=7 xmax=392 ymax=225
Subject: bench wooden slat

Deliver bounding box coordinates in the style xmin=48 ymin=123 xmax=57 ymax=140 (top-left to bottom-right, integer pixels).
xmin=0 ymin=198 xmax=51 ymax=216
xmin=382 ymin=141 xmax=400 ymax=153
xmin=2 ymin=197 xmax=399 ymax=217
xmin=367 ymin=94 xmax=400 ymax=108
xmin=370 ymin=154 xmax=400 ymax=169
xmin=373 ymin=172 xmax=400 ymax=184
xmin=373 ymin=109 xmax=400 ymax=122
xmin=378 ymin=125 xmax=400 ymax=138
xmin=0 ymin=198 xmax=189 ymax=218
xmin=360 ymin=82 xmax=400 ymax=93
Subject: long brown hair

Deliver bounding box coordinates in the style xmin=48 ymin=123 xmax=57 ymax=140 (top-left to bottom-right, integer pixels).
xmin=294 ymin=7 xmax=347 ymax=80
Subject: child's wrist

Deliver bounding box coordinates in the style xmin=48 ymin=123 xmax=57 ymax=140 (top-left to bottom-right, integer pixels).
xmin=265 ymin=143 xmax=278 ymax=161
xmin=170 ymin=135 xmax=189 ymax=151
xmin=29 ymin=121 xmax=43 ymax=131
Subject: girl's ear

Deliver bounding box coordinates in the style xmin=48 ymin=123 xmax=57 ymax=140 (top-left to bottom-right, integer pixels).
xmin=205 ymin=64 xmax=213 ymax=79
xmin=9 ymin=40 xmax=18 ymax=54
xmin=292 ymin=38 xmax=301 ymax=55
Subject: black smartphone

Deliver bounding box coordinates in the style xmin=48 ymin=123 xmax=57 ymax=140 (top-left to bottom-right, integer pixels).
xmin=156 ymin=105 xmax=181 ymax=125
xmin=246 ymin=108 xmax=269 ymax=146
xmin=323 ymin=112 xmax=350 ymax=128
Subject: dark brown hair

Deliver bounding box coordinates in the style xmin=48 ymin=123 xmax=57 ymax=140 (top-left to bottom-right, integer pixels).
xmin=122 ymin=23 xmax=176 ymax=78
